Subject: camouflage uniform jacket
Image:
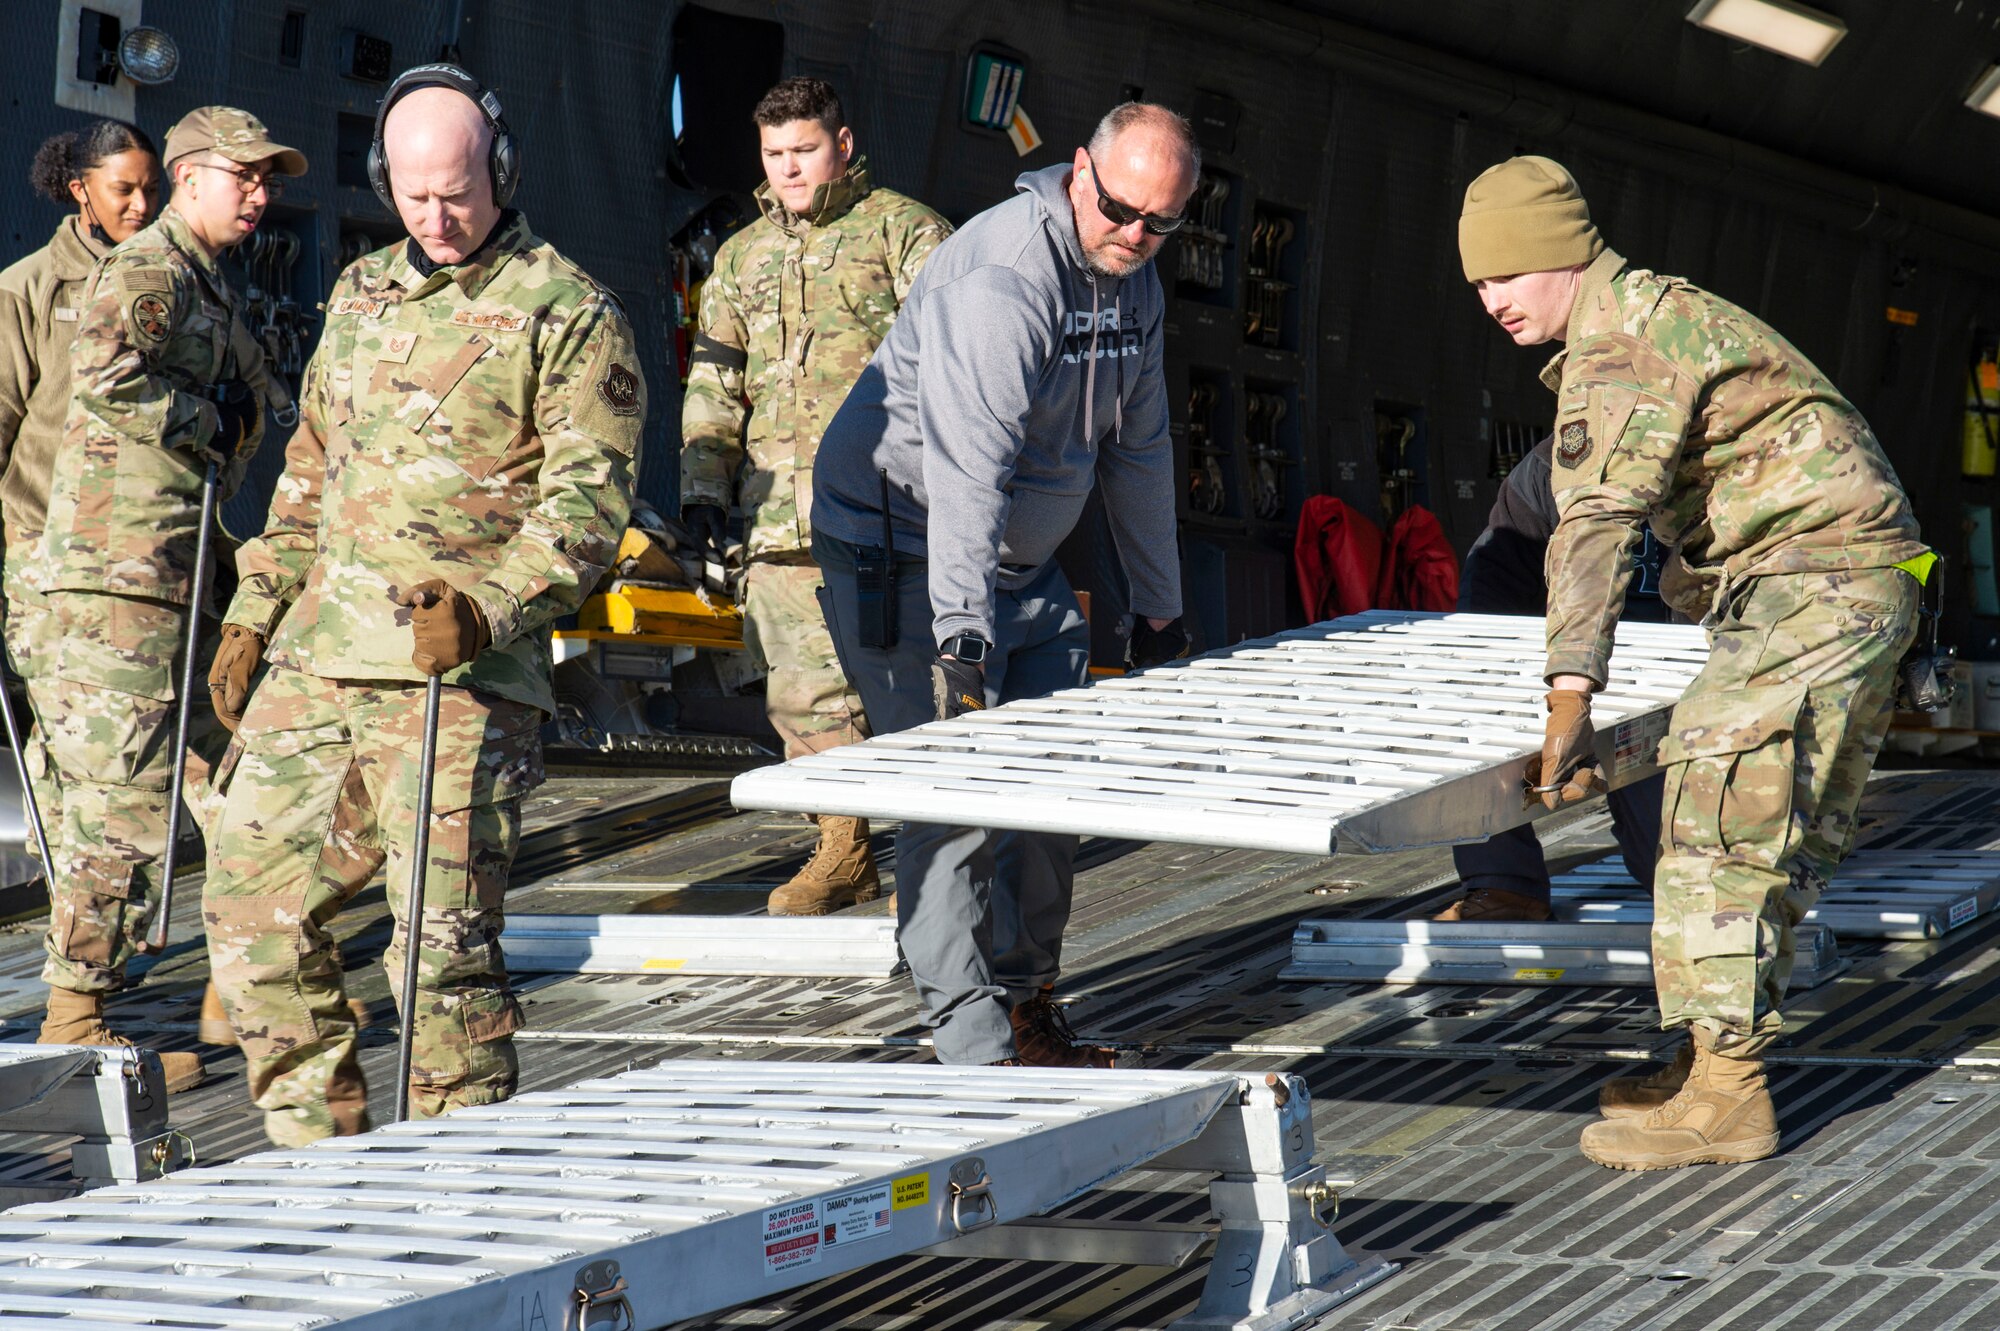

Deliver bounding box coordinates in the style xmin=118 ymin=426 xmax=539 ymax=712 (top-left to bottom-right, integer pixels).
xmin=0 ymin=217 xmax=110 ymax=550
xmin=223 ymin=212 xmax=643 ymax=715
xmin=680 ymin=161 xmax=949 ymax=559
xmin=1543 ymin=247 xmax=1924 ymax=684
xmin=41 ymin=206 xmax=268 ymax=606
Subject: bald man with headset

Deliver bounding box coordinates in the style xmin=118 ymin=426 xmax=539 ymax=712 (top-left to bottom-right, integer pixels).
xmin=201 ymin=65 xmax=644 ymax=1146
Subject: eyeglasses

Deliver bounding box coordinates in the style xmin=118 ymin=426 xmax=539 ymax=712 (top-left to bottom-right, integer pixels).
xmin=192 ymin=162 xmax=284 ymax=200
xmin=1084 ymin=151 xmax=1184 ymax=235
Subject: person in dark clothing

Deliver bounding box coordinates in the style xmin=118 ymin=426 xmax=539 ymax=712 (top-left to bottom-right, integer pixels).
xmin=1435 ymin=435 xmax=1671 ymax=921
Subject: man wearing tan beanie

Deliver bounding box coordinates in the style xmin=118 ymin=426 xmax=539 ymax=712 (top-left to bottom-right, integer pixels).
xmin=1460 ymin=155 xmax=1930 ymax=1171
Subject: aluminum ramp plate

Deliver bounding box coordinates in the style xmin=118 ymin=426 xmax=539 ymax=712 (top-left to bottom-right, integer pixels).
xmin=0 ymin=1061 xmax=1392 ymax=1331
xmin=502 ymin=915 xmax=903 ymax=977
xmin=731 ymin=612 xmax=1709 ymax=855
xmin=1281 ymin=919 xmax=1844 ymax=989
xmin=0 ymin=1047 xmax=96 ymax=1117
xmin=1547 ymin=849 xmax=2000 ymax=938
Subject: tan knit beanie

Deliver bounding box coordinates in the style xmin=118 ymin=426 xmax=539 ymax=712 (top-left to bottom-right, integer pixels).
xmin=1458 ymin=156 xmax=1604 ymax=282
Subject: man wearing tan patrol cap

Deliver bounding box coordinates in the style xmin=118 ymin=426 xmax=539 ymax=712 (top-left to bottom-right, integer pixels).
xmin=31 ymin=107 xmax=304 ymax=1090
xmin=1460 ymin=155 xmax=1929 ymax=1171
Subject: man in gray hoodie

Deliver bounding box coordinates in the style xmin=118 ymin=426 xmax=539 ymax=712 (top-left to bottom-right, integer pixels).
xmin=811 ymin=103 xmax=1198 ymax=1067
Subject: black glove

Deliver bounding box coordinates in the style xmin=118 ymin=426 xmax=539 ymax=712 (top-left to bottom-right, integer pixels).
xmin=682 ymin=503 xmax=728 ymax=559
xmin=201 ymin=380 xmax=260 ymax=465
xmin=1126 ymin=616 xmax=1192 ymax=670
xmin=931 ymin=656 xmax=986 ymax=721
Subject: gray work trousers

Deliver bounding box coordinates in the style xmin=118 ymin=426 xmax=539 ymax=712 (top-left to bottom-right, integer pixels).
xmin=815 ymin=532 xmax=1091 ymax=1064
xmin=1451 ymin=772 xmax=1665 ymax=904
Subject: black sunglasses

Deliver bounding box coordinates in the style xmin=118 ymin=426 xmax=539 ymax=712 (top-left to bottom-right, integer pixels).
xmin=1085 ymin=151 xmax=1185 ymax=235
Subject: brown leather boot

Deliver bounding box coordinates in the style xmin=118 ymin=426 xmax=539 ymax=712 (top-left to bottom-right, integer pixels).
xmin=1433 ymin=887 xmax=1554 ymax=922
xmin=1009 ymin=987 xmax=1116 ymax=1068
xmin=766 ymin=815 xmax=881 ymax=916
xmin=200 ymin=982 xmax=370 ymax=1046
xmin=40 ymin=986 xmax=204 ymax=1094
xmin=1579 ymin=1043 xmax=1779 ymax=1170
xmin=1598 ymin=1039 xmax=1694 ymax=1119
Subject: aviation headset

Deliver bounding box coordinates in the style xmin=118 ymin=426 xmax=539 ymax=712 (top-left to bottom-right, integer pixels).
xmin=366 ymin=63 xmax=521 ymax=211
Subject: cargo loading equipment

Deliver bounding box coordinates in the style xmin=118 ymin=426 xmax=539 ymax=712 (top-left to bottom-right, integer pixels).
xmin=0 ymin=1062 xmax=1391 ymax=1331
xmin=731 ymin=612 xmax=1708 ymax=856
xmin=734 ymin=611 xmax=1714 ymax=989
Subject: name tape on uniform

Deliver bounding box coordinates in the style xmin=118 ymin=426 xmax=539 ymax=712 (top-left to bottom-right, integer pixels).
xmin=452 ymin=309 xmax=530 ymax=332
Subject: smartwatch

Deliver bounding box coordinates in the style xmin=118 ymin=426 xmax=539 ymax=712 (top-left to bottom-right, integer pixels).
xmin=941 ymin=633 xmax=990 ymax=664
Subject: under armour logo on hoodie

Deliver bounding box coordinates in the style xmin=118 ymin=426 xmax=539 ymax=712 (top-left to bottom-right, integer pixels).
xmin=1061 ymin=306 xmax=1141 ymax=363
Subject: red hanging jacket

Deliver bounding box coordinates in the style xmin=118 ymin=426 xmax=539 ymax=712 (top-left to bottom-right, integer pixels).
xmin=1293 ymin=496 xmax=1385 ymax=622
xmin=1376 ymin=504 xmax=1460 ymax=611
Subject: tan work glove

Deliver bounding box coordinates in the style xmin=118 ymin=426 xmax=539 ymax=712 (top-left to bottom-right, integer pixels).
xmin=399 ymin=580 xmax=492 ymax=676
xmin=207 ymin=624 xmax=265 ymax=733
xmin=1523 ymin=688 xmax=1606 ymax=811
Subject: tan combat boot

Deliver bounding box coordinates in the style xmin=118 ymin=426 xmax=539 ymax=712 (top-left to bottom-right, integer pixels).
xmin=1598 ymin=1039 xmax=1694 ymax=1119
xmin=1433 ymin=887 xmax=1554 ymax=922
xmin=1578 ymin=1043 xmax=1779 ymax=1170
xmin=39 ymin=986 xmax=204 ymax=1094
xmin=200 ymin=981 xmax=371 ymax=1046
xmin=766 ymin=815 xmax=882 ymax=916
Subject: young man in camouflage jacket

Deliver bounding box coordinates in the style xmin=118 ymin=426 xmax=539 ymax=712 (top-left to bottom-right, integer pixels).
xmin=680 ymin=77 xmax=949 ymax=916
xmin=33 ymin=107 xmax=302 ymax=1090
xmin=1461 ymin=155 xmax=1927 ymax=1171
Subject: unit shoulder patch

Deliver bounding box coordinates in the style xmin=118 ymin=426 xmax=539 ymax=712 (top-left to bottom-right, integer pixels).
xmin=451 ymin=309 xmax=530 ymax=332
xmin=598 ymin=363 xmax=641 ymax=417
xmin=1556 ymin=419 xmax=1593 ymax=469
xmin=129 ymin=291 xmax=173 ymax=345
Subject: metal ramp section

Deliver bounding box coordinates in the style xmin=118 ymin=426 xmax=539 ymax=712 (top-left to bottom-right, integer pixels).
xmin=731 ymin=613 xmax=1709 ymax=855
xmin=0 ymin=1045 xmax=189 ymax=1208
xmin=1547 ymin=849 xmax=2000 ymax=939
xmin=0 ymin=1061 xmax=1394 ymax=1331
xmin=1281 ymin=919 xmax=1844 ymax=989
xmin=503 ymin=915 xmax=903 ymax=977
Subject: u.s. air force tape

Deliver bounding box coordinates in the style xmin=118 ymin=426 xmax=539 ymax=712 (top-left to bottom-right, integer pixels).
xmin=690 ymin=332 xmax=748 ymax=373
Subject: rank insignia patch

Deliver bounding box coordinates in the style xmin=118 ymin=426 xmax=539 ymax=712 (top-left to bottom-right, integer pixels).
xmin=130 ymin=293 xmax=172 ymax=344
xmin=599 ymin=363 xmax=641 ymax=417
xmin=1556 ymin=419 xmax=1592 ymax=468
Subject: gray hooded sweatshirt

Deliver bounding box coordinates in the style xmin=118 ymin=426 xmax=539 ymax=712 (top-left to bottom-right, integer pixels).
xmin=810 ymin=163 xmax=1182 ymax=648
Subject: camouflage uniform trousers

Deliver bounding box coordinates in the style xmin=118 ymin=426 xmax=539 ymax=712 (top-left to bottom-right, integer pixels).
xmin=1651 ymin=567 xmax=1917 ymax=1053
xmin=3 ymin=537 xmax=63 ymax=878
xmin=202 ymin=666 xmax=543 ymax=1146
xmin=742 ymin=557 xmax=869 ymax=761
xmin=37 ymin=587 xmax=225 ymax=993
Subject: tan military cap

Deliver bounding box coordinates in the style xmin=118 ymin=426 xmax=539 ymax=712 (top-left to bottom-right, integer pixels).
xmin=163 ymin=106 xmax=308 ymax=177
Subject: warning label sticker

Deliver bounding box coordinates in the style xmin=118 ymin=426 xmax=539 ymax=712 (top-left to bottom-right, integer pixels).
xmin=822 ymin=1183 xmax=893 ymax=1249
xmin=762 ymin=1200 xmax=821 ymax=1277
xmin=1611 ymin=712 xmax=1669 ymax=776
xmin=892 ymin=1173 xmax=929 ymax=1210
xmin=1514 ymin=967 xmax=1566 ymax=982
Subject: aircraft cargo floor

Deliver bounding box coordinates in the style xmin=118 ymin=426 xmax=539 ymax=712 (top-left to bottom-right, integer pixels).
xmin=5 ymin=767 xmax=2000 ymax=1330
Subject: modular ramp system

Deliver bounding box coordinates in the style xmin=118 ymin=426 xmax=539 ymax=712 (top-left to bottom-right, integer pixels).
xmin=0 ymin=1045 xmax=190 ymax=1208
xmin=730 ymin=612 xmax=1709 ymax=855
xmin=1545 ymin=848 xmax=2000 ymax=939
xmin=0 ymin=1061 xmax=1392 ymax=1331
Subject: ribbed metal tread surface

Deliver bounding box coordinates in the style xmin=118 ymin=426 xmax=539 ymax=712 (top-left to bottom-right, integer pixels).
xmin=1548 ymin=848 xmax=2000 ymax=938
xmin=0 ymin=1063 xmax=1241 ymax=1329
xmin=7 ymin=771 xmax=2000 ymax=1331
xmin=732 ymin=612 xmax=1709 ymax=854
